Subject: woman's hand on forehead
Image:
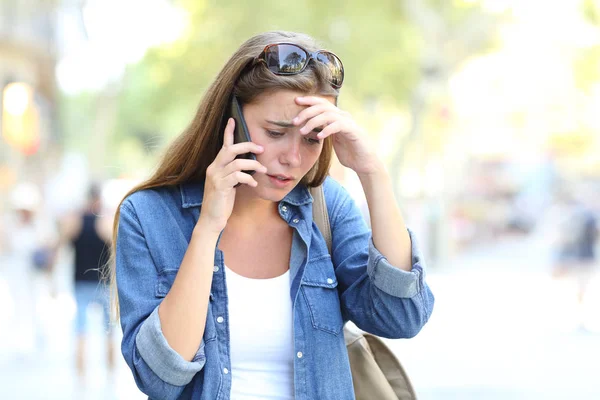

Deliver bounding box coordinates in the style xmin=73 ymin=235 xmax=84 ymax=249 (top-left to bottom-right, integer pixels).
xmin=292 ymin=95 xmax=381 ymax=175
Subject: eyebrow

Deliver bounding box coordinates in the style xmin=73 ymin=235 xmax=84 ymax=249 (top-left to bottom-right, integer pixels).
xmin=265 ymin=120 xmax=323 ymax=132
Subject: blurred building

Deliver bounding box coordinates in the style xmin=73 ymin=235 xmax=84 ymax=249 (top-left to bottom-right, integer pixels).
xmin=0 ymin=0 xmax=60 ymax=200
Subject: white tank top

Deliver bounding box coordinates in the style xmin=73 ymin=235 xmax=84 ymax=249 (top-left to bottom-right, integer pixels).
xmin=225 ymin=265 xmax=295 ymax=399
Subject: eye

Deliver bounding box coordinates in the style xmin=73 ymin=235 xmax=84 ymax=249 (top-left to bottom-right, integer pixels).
xmin=266 ymin=130 xmax=284 ymax=137
xmin=305 ymin=137 xmax=321 ymax=145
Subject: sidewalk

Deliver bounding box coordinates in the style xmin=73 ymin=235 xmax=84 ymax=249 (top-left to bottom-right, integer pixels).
xmin=0 ymin=292 xmax=144 ymax=400
xmin=1 ymin=234 xmax=599 ymax=399
xmin=391 ymin=233 xmax=600 ymax=399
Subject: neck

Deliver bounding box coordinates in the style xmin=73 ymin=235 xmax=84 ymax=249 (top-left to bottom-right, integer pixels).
xmin=229 ymin=185 xmax=279 ymax=226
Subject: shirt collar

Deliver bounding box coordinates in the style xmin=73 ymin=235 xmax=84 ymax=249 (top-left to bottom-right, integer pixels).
xmin=179 ymin=180 xmax=314 ymax=209
xmin=179 ymin=181 xmax=205 ymax=208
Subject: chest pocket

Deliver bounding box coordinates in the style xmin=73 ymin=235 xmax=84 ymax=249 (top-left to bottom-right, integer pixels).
xmin=300 ymin=255 xmax=344 ymax=335
xmin=155 ymin=269 xmax=217 ymax=342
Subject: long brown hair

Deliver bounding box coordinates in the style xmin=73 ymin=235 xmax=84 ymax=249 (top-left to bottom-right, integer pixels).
xmin=107 ymin=31 xmax=340 ymax=318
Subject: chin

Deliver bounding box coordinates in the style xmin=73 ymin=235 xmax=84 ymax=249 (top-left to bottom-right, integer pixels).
xmin=254 ymin=186 xmax=291 ymax=203
xmin=251 ymin=176 xmax=297 ymax=201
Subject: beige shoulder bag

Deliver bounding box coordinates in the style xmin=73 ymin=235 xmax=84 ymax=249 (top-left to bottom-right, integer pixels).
xmin=309 ymin=185 xmax=418 ymax=400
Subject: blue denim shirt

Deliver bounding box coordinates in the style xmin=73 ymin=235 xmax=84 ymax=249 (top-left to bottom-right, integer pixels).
xmin=116 ymin=176 xmax=434 ymax=400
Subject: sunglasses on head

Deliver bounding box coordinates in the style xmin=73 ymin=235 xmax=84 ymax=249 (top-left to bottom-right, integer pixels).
xmin=254 ymin=43 xmax=344 ymax=89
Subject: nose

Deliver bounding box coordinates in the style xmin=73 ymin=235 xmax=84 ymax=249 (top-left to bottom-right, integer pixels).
xmin=280 ymin=137 xmax=302 ymax=168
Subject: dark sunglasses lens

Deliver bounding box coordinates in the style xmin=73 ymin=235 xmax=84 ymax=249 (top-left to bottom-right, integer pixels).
xmin=316 ymin=52 xmax=344 ymax=87
xmin=264 ymin=44 xmax=308 ymax=74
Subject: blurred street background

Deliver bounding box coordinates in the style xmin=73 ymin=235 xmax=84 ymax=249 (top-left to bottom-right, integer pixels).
xmin=1 ymin=0 xmax=600 ymax=399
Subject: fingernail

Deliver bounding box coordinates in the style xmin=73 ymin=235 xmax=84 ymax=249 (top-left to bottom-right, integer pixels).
xmin=292 ymin=117 xmax=299 ymax=124
xmin=257 ymin=145 xmax=264 ymax=151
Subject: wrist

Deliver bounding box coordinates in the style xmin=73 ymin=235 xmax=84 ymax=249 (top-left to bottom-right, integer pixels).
xmin=357 ymin=160 xmax=388 ymax=183
xmin=194 ymin=216 xmax=224 ymax=241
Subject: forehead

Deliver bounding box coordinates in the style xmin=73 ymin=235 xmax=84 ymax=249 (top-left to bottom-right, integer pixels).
xmin=245 ymin=90 xmax=335 ymax=121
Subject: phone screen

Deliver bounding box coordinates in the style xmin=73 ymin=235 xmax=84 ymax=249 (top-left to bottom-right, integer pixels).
xmin=229 ymin=96 xmax=257 ymax=175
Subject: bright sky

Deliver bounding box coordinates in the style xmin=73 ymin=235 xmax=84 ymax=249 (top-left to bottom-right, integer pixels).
xmin=55 ymin=0 xmax=187 ymax=94
xmin=448 ymin=0 xmax=600 ymax=157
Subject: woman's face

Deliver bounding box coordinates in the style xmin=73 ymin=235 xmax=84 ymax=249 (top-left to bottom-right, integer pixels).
xmin=241 ymin=89 xmax=334 ymax=201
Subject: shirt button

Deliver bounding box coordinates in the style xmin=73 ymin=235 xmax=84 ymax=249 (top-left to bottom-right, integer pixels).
xmin=297 ymin=352 xmax=303 ymax=358
xmin=217 ymin=316 xmax=224 ymax=323
xmin=213 ymin=265 xmax=219 ymax=272
xmin=223 ymin=368 xmax=229 ymax=374
xmin=292 ymin=218 xmax=300 ymax=223
xmin=327 ymin=278 xmax=334 ymax=284
xmin=282 ymin=206 xmax=288 ymax=212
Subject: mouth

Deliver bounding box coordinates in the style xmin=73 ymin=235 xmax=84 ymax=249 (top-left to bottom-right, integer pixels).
xmin=267 ymin=174 xmax=294 ymax=181
xmin=266 ymin=174 xmax=295 ymax=187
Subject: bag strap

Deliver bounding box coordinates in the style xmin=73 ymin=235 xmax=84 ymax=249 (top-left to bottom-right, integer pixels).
xmin=309 ymin=183 xmax=418 ymax=400
xmin=309 ymin=185 xmax=332 ymax=253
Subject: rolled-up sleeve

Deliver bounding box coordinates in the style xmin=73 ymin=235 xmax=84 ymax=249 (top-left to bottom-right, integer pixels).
xmin=367 ymin=229 xmax=424 ymax=299
xmin=116 ymin=200 xmax=205 ymax=399
xmin=136 ymin=307 xmax=206 ymax=386
xmin=324 ymin=179 xmax=434 ymax=339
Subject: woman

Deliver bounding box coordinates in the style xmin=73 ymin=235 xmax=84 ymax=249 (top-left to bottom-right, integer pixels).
xmin=2 ymin=183 xmax=56 ymax=358
xmin=112 ymin=31 xmax=434 ymax=400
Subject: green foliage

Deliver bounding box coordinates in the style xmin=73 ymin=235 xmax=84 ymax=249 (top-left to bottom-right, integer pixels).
xmin=581 ymin=0 xmax=600 ymax=26
xmin=78 ymin=0 xmax=497 ymax=175
xmin=111 ymin=1 xmax=419 ymax=151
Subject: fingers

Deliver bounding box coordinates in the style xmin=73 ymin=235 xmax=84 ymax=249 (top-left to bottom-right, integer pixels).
xmin=223 ymin=118 xmax=235 ymax=147
xmin=207 ymin=130 xmax=267 ymax=190
xmin=224 ymin=170 xmax=259 ymax=188
xmin=293 ymin=103 xmax=333 ymax=127
xmin=215 ymin=141 xmax=264 ymax=167
xmin=294 ymin=96 xmax=329 ymax=106
xmin=298 ymin=111 xmax=338 ymax=135
xmin=317 ymin=120 xmax=342 ymax=139
xmin=206 ymin=162 xmax=260 ymax=190
xmin=221 ymin=159 xmax=267 ymax=177
xmin=221 ymin=117 xmax=263 ymax=155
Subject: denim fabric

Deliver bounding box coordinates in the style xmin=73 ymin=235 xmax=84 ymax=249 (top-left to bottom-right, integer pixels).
xmin=74 ymin=281 xmax=111 ymax=335
xmin=116 ymin=176 xmax=434 ymax=400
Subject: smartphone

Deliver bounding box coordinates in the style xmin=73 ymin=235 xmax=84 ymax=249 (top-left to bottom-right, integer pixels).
xmin=229 ymin=95 xmax=257 ymax=175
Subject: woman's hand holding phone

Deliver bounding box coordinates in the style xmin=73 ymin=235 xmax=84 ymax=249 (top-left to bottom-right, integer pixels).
xmin=198 ymin=118 xmax=267 ymax=233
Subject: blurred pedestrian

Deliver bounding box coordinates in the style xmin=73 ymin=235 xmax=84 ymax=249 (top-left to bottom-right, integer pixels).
xmin=550 ymin=189 xmax=599 ymax=328
xmin=56 ymin=183 xmax=114 ymax=377
xmin=0 ymin=182 xmax=57 ymax=358
xmin=111 ymin=31 xmax=433 ymax=399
